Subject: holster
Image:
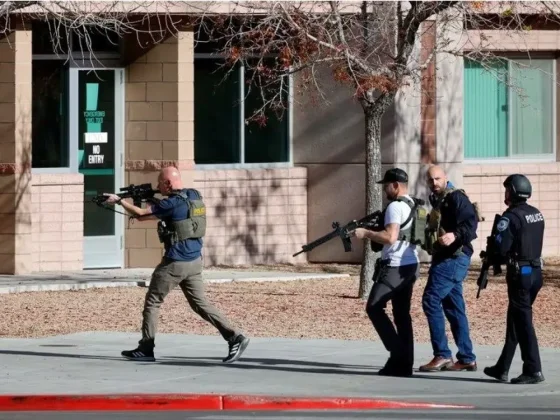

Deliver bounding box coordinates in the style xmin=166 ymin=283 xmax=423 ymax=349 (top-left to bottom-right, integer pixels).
xmin=372 ymin=258 xmax=390 ymax=284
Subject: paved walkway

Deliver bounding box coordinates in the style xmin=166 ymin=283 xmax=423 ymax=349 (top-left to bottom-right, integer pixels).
xmin=1 ymin=332 xmax=559 ymax=411
xmin=0 ymin=268 xmax=349 ymax=293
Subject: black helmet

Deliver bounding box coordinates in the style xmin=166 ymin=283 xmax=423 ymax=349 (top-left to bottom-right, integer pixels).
xmin=503 ymin=174 xmax=532 ymax=201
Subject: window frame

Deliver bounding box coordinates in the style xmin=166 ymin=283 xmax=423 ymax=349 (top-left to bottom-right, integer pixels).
xmin=31 ymin=24 xmax=121 ymax=174
xmin=463 ymin=55 xmax=557 ymax=164
xmin=193 ymin=52 xmax=294 ymax=170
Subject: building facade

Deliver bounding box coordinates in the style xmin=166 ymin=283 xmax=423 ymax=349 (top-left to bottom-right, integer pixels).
xmin=0 ymin=9 xmax=559 ymax=275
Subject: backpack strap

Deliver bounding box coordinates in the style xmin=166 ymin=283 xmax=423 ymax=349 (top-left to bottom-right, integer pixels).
xmin=394 ymin=196 xmax=417 ymax=229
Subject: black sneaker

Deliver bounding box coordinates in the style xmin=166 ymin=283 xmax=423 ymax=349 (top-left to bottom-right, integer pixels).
xmin=121 ymin=348 xmax=156 ymax=362
xmin=223 ymin=335 xmax=250 ymax=363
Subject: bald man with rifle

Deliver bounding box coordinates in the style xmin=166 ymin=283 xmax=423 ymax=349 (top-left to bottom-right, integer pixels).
xmin=104 ymin=167 xmax=250 ymax=364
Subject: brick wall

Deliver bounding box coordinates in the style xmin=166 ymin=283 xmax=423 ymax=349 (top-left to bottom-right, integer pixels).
xmin=463 ymin=163 xmax=560 ymax=258
xmin=194 ymin=168 xmax=308 ymax=266
xmin=31 ymin=174 xmax=84 ymax=271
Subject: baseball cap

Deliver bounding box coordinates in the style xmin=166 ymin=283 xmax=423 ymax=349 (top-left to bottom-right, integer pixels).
xmin=376 ymin=168 xmax=408 ymax=184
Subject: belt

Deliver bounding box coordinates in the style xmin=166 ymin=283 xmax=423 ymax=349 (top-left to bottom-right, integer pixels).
xmin=508 ymin=258 xmax=542 ymax=268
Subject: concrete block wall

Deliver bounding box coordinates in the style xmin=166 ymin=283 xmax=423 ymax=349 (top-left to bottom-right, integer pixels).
xmin=31 ymin=174 xmax=84 ymax=271
xmin=194 ymin=168 xmax=308 ymax=266
xmin=124 ymin=31 xmax=195 ymax=268
xmin=463 ymin=163 xmax=560 ymax=258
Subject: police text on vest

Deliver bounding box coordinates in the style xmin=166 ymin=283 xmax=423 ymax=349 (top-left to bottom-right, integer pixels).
xmin=525 ymin=213 xmax=544 ymax=223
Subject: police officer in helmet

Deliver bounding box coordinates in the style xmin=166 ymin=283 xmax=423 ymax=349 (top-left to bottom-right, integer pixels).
xmin=483 ymin=174 xmax=545 ymax=384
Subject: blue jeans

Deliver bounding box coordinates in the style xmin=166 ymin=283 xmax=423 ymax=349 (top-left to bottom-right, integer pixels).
xmin=422 ymin=253 xmax=476 ymax=363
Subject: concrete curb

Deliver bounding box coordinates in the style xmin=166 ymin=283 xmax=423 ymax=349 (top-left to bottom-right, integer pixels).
xmin=0 ymin=393 xmax=475 ymax=411
xmin=0 ymin=274 xmax=350 ymax=294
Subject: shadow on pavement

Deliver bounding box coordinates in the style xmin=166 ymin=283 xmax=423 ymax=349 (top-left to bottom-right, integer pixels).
xmin=0 ymin=349 xmax=501 ymax=384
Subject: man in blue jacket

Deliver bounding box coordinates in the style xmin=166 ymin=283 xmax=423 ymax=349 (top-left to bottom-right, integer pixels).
xmin=419 ymin=165 xmax=478 ymax=372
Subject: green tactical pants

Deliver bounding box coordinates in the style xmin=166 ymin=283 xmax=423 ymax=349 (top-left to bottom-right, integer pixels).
xmin=139 ymin=256 xmax=240 ymax=350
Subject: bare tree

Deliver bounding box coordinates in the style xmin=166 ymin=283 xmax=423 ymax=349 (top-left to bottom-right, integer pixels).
xmin=197 ymin=0 xmax=560 ymax=298
xmin=0 ymin=1 xmax=215 ymax=62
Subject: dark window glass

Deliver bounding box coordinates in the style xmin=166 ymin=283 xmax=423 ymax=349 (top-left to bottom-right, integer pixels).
xmin=72 ymin=27 xmax=121 ymax=53
xmin=32 ymin=60 xmax=69 ymax=168
xmin=243 ymin=60 xmax=289 ymax=163
xmin=194 ymin=59 xmax=241 ymax=164
xmin=32 ymin=21 xmax=70 ymax=55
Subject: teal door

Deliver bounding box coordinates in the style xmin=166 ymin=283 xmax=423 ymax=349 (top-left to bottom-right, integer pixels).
xmin=73 ymin=68 xmax=124 ymax=268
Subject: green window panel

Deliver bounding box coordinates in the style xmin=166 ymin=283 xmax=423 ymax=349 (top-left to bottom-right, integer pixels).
xmin=464 ymin=57 xmax=555 ymax=159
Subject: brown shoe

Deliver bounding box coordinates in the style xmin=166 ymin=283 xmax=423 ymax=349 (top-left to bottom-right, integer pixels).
xmin=446 ymin=361 xmax=477 ymax=372
xmin=419 ymin=356 xmax=454 ymax=372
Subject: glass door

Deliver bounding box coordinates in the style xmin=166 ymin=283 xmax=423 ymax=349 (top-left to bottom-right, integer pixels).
xmin=71 ymin=68 xmax=124 ymax=269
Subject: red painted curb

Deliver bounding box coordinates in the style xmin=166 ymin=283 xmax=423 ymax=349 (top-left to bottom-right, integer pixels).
xmin=0 ymin=395 xmax=223 ymax=411
xmin=0 ymin=394 xmax=475 ymax=411
xmin=223 ymin=395 xmax=473 ymax=410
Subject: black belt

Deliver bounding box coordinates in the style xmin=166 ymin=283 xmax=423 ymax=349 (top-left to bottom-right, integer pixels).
xmin=508 ymin=259 xmax=542 ymax=268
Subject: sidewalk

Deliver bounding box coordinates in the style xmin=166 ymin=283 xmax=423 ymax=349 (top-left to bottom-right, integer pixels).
xmin=1 ymin=332 xmax=560 ymax=411
xmin=0 ymin=268 xmax=349 ymax=294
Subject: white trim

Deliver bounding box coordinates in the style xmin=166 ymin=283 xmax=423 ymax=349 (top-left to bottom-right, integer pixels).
xmin=32 ymin=53 xmax=121 ymax=61
xmin=507 ymin=59 xmax=512 ymax=156
xmin=288 ymin=71 xmax=294 ymax=165
xmin=239 ymin=61 xmax=245 ymax=164
xmin=115 ymin=68 xmax=126 ymax=267
xmin=464 ymin=156 xmax=556 ymax=165
xmin=31 ymin=167 xmax=73 ymax=174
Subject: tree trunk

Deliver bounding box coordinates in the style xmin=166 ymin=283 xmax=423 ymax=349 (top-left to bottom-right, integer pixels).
xmin=358 ymin=98 xmax=392 ymax=299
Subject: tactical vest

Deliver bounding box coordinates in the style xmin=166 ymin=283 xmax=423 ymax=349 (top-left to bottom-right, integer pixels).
xmin=423 ymin=187 xmax=483 ymax=255
xmin=371 ymin=196 xmax=427 ymax=253
xmin=157 ymin=189 xmax=207 ymax=248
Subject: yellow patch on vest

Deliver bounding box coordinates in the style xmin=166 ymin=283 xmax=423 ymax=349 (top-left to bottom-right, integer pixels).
xmin=192 ymin=207 xmax=206 ymax=217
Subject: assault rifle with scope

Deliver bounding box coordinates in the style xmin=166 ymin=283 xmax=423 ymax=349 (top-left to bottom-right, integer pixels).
xmin=476 ymin=213 xmax=503 ymax=299
xmin=293 ymin=211 xmax=382 ymax=257
xmin=92 ymin=183 xmax=160 ymax=214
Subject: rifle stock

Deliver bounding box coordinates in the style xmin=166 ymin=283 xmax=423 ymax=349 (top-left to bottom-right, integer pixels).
xmin=476 ymin=214 xmax=503 ymax=299
xmin=293 ymin=211 xmax=382 ymax=257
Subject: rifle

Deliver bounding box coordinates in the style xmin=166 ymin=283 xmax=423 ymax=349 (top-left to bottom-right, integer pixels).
xmin=293 ymin=211 xmax=382 ymax=257
xmin=92 ymin=183 xmax=161 ymax=216
xmin=476 ymin=213 xmax=503 ymax=298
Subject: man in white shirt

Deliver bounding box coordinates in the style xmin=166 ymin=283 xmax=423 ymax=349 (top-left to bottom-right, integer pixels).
xmin=353 ymin=168 xmax=420 ymax=377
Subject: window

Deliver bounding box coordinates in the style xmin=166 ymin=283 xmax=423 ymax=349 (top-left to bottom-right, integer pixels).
xmin=194 ymin=58 xmax=290 ymax=165
xmin=464 ymin=57 xmax=555 ymax=159
xmin=32 ymin=59 xmax=69 ymax=168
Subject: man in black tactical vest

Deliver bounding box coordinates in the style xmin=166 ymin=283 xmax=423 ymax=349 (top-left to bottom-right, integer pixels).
xmin=352 ymin=168 xmax=422 ymax=377
xmin=103 ymin=167 xmax=250 ymax=364
xmin=483 ymin=174 xmax=545 ymax=385
xmin=420 ymin=165 xmax=478 ymax=373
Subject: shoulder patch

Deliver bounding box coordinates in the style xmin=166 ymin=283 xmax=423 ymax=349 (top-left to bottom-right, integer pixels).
xmin=497 ymin=217 xmax=510 ymax=232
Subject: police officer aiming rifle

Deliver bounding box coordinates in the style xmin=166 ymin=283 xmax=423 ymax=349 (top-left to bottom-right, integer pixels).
xmin=103 ymin=167 xmax=250 ymax=364
xmin=482 ymin=174 xmax=545 ymax=385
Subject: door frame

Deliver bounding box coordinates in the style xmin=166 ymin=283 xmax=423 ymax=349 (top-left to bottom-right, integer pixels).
xmin=69 ymin=67 xmax=125 ymax=269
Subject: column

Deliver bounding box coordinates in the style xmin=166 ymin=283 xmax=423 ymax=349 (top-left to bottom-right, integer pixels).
xmin=0 ymin=27 xmax=32 ymax=274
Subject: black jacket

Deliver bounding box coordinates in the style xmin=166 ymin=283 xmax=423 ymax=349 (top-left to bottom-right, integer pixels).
xmin=430 ymin=189 xmax=479 ymax=260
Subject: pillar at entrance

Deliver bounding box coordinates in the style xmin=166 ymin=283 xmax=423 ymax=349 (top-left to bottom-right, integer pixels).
xmin=124 ymin=30 xmax=194 ymax=268
xmin=0 ymin=28 xmax=32 ymax=274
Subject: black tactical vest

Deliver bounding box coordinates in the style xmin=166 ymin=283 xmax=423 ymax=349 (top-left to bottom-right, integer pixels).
xmin=505 ymin=202 xmax=545 ymax=262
